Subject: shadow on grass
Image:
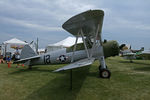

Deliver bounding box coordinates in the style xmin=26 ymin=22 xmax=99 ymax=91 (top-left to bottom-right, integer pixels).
xmin=87 ymin=72 xmax=99 ymax=78
xmin=25 ymin=66 xmax=90 ymax=100
xmin=10 ymin=67 xmax=55 ymax=74
xmin=86 ymin=66 xmax=99 ymax=78
xmin=134 ymin=66 xmax=150 ymax=71
xmin=132 ymin=62 xmax=150 ymax=66
xmin=119 ymin=60 xmax=134 ymax=63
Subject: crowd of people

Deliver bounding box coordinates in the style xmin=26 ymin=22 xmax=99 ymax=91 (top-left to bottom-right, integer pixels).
xmin=0 ymin=55 xmax=5 ymax=64
xmin=0 ymin=47 xmax=22 ymax=68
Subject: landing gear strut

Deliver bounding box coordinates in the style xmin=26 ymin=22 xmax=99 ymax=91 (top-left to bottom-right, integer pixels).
xmin=99 ymin=65 xmax=111 ymax=78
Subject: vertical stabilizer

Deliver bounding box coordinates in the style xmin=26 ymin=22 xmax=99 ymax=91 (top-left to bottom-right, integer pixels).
xmin=20 ymin=45 xmax=37 ymax=59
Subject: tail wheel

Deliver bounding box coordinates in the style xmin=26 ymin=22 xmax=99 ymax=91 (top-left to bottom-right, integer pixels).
xmin=99 ymin=69 xmax=111 ymax=78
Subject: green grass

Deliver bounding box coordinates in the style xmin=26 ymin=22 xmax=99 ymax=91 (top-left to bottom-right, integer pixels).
xmin=0 ymin=56 xmax=150 ymax=100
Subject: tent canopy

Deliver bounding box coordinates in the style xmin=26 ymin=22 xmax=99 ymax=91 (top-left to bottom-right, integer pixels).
xmin=48 ymin=37 xmax=83 ymax=48
xmin=3 ymin=38 xmax=28 ymax=45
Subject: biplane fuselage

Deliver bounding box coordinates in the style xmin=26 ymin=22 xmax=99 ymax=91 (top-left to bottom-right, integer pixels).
xmin=30 ymin=44 xmax=116 ymax=66
xmin=30 ymin=48 xmax=98 ymax=65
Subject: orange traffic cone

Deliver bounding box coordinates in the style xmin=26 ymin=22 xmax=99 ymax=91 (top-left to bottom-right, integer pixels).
xmin=8 ymin=62 xmax=11 ymax=68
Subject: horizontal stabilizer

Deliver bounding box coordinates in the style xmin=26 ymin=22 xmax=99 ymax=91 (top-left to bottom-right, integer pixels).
xmin=13 ymin=55 xmax=40 ymax=64
xmin=53 ymin=57 xmax=95 ymax=72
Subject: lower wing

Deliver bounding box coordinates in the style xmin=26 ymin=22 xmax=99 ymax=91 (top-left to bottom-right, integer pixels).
xmin=122 ymin=53 xmax=135 ymax=57
xmin=54 ymin=57 xmax=95 ymax=72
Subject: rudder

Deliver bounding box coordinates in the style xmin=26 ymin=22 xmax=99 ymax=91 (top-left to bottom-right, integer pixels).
xmin=20 ymin=45 xmax=37 ymax=59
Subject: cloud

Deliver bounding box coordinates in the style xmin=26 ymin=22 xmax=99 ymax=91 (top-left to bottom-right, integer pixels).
xmin=0 ymin=16 xmax=62 ymax=31
xmin=104 ymin=16 xmax=150 ymax=32
xmin=0 ymin=0 xmax=150 ymax=49
xmin=135 ymin=24 xmax=150 ymax=31
xmin=54 ymin=0 xmax=97 ymax=12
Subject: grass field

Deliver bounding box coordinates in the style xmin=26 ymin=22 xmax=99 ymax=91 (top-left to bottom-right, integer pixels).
xmin=0 ymin=56 xmax=150 ymax=100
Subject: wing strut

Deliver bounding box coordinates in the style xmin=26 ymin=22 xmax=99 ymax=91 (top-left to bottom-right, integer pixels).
xmin=71 ymin=30 xmax=80 ymax=62
xmin=72 ymin=28 xmax=91 ymax=60
xmin=80 ymin=29 xmax=90 ymax=58
xmin=90 ymin=24 xmax=100 ymax=57
xmin=97 ymin=24 xmax=106 ymax=69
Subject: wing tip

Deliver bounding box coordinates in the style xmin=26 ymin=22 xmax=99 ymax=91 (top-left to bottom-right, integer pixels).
xmin=53 ymin=70 xmax=58 ymax=72
xmin=53 ymin=69 xmax=64 ymax=72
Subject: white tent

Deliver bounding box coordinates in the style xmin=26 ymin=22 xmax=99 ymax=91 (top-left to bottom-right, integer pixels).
xmin=38 ymin=48 xmax=45 ymax=55
xmin=1 ymin=38 xmax=28 ymax=57
xmin=50 ymin=37 xmax=83 ymax=47
xmin=3 ymin=38 xmax=28 ymax=45
xmin=46 ymin=37 xmax=83 ymax=52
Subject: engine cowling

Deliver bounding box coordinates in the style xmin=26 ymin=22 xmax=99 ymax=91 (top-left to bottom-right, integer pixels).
xmin=103 ymin=40 xmax=119 ymax=58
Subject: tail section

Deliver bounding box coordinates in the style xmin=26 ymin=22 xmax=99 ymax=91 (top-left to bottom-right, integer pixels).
xmin=140 ymin=47 xmax=144 ymax=51
xmin=20 ymin=45 xmax=37 ymax=59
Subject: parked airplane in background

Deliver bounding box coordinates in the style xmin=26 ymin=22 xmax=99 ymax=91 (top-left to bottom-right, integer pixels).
xmin=120 ymin=44 xmax=144 ymax=55
xmin=121 ymin=50 xmax=150 ymax=63
xmin=14 ymin=10 xmax=119 ymax=78
xmin=120 ymin=44 xmax=144 ymax=62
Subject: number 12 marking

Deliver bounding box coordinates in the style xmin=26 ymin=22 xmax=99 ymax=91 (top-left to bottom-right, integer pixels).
xmin=44 ymin=55 xmax=51 ymax=64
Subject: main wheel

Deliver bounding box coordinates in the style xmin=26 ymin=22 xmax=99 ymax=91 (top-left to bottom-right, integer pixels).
xmin=99 ymin=69 xmax=111 ymax=78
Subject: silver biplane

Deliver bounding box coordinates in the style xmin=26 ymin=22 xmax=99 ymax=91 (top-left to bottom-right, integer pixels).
xmin=14 ymin=10 xmax=119 ymax=78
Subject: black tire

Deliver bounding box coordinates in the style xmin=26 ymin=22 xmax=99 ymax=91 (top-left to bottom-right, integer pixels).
xmin=99 ymin=69 xmax=111 ymax=78
xmin=99 ymin=65 xmax=108 ymax=71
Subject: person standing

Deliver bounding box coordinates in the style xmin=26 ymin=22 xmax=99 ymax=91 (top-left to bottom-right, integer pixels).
xmin=14 ymin=47 xmax=20 ymax=61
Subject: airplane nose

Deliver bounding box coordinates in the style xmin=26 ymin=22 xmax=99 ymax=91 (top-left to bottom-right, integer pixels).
xmin=111 ymin=41 xmax=120 ymax=56
xmin=103 ymin=40 xmax=119 ymax=58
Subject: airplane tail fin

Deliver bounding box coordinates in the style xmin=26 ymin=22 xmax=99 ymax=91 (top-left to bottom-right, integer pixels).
xmin=20 ymin=45 xmax=37 ymax=59
xmin=140 ymin=47 xmax=144 ymax=51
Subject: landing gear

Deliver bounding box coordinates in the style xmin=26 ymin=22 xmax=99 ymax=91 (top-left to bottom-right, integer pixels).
xmin=99 ymin=65 xmax=107 ymax=70
xmin=99 ymin=65 xmax=111 ymax=78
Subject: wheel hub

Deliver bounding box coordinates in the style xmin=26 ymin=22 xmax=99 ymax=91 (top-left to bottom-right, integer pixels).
xmin=102 ymin=71 xmax=109 ymax=77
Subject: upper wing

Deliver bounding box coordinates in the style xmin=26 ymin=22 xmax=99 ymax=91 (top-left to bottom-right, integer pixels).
xmin=53 ymin=57 xmax=95 ymax=72
xmin=13 ymin=55 xmax=40 ymax=64
xmin=62 ymin=10 xmax=104 ymax=38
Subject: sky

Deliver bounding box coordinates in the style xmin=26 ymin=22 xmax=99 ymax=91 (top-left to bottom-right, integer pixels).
xmin=0 ymin=0 xmax=150 ymax=49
